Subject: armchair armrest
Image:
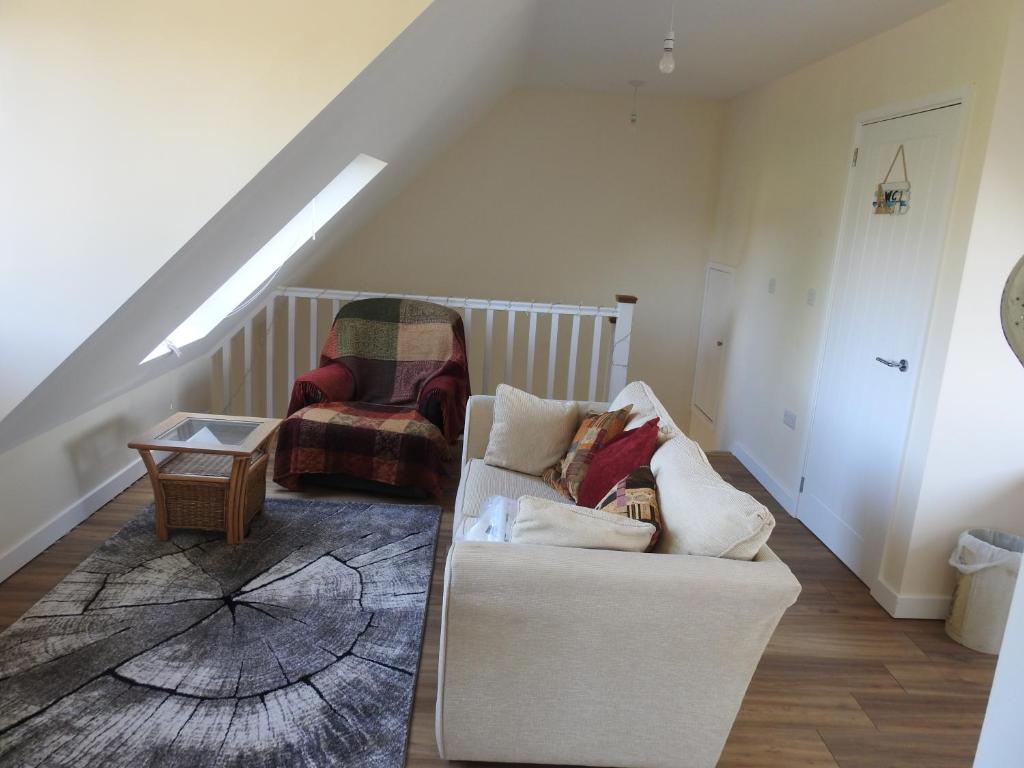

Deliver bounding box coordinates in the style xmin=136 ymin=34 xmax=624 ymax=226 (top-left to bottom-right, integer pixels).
xmin=436 ymin=541 xmax=800 ymax=768
xmin=286 ymin=361 xmax=355 ymax=416
xmin=417 ymin=373 xmax=470 ymax=444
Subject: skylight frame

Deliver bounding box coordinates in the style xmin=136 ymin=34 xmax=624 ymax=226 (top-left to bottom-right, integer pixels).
xmin=141 ymin=153 xmax=387 ymax=364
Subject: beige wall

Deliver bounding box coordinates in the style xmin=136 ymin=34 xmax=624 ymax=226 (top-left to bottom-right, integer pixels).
xmin=0 ymin=358 xmax=208 ymax=581
xmin=0 ymin=0 xmax=429 ymax=424
xmin=704 ymin=0 xmax=1016 ymax=609
xmin=301 ymin=88 xmax=727 ymax=420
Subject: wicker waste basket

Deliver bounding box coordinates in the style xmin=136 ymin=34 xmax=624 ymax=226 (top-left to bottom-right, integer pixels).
xmin=946 ymin=528 xmax=1024 ymax=655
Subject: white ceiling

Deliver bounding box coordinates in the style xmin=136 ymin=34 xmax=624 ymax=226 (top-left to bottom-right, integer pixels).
xmin=526 ymin=0 xmax=951 ymax=96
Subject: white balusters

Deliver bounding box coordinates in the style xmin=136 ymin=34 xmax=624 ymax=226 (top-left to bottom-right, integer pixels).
xmin=546 ymin=314 xmax=559 ymax=399
xmin=243 ymin=318 xmax=253 ymax=416
xmin=210 ymin=287 xmax=636 ymax=417
xmin=607 ymin=295 xmax=636 ymax=399
xmin=483 ymin=308 xmax=495 ymax=394
xmin=588 ymin=314 xmax=603 ymax=402
xmin=308 ymin=298 xmax=318 ymax=371
xmin=526 ymin=311 xmax=538 ymax=392
xmin=221 ymin=341 xmax=231 ymax=414
xmin=287 ymin=295 xmax=296 ymax=388
xmin=566 ymin=313 xmax=580 ymax=400
xmin=504 ymin=310 xmax=516 ymax=388
xmin=265 ymin=300 xmax=275 ymax=417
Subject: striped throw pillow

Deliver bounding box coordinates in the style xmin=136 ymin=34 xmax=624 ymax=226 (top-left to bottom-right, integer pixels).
xmin=543 ymin=405 xmax=632 ymax=501
xmin=595 ymin=465 xmax=662 ymax=551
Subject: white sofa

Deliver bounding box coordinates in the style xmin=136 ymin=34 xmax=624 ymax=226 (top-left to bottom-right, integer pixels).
xmin=436 ymin=393 xmax=801 ymax=768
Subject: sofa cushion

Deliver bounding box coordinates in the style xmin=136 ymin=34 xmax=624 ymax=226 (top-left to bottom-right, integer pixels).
xmin=595 ymin=465 xmax=662 ymax=551
xmin=510 ymin=496 xmax=655 ymax=552
xmin=651 ymin=436 xmax=775 ymax=559
xmin=610 ymin=380 xmax=687 ymax=447
xmin=577 ymin=417 xmax=661 ymax=508
xmin=542 ymin=405 xmax=633 ymax=501
xmin=455 ymin=459 xmax=565 ymax=539
xmin=484 ymin=384 xmax=579 ymax=476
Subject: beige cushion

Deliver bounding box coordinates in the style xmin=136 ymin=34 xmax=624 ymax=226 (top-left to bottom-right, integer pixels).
xmin=455 ymin=459 xmax=565 ymax=539
xmin=484 ymin=384 xmax=579 ymax=476
xmin=651 ymin=436 xmax=775 ymax=560
xmin=610 ymin=381 xmax=685 ymax=446
xmin=511 ymin=496 xmax=655 ymax=551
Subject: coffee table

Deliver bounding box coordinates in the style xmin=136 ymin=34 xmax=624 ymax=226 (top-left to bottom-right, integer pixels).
xmin=128 ymin=412 xmax=281 ymax=543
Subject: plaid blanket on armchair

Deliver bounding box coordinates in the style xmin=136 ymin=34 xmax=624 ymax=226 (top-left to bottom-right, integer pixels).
xmin=273 ymin=298 xmax=470 ymax=497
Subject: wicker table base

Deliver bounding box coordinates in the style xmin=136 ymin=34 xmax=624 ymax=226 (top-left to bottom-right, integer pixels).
xmin=128 ymin=413 xmax=280 ymax=544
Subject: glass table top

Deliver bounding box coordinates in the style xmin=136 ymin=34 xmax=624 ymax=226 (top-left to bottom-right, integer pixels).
xmin=156 ymin=417 xmax=261 ymax=447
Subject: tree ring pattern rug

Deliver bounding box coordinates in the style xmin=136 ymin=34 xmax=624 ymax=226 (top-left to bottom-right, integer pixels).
xmin=0 ymin=498 xmax=441 ymax=767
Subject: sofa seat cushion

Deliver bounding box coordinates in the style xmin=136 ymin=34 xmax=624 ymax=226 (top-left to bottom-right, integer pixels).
xmin=454 ymin=459 xmax=565 ymax=540
xmin=510 ymin=496 xmax=655 ymax=552
xmin=651 ymin=436 xmax=775 ymax=559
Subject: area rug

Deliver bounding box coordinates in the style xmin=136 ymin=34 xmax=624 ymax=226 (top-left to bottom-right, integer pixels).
xmin=0 ymin=498 xmax=441 ymax=767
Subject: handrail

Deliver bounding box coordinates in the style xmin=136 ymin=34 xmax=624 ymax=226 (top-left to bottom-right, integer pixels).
xmin=212 ymin=286 xmax=636 ymax=418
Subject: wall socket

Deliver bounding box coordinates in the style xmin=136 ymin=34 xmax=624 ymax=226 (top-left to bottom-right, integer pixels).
xmin=806 ymin=288 xmax=817 ymax=307
xmin=768 ymin=277 xmax=777 ymax=294
xmin=783 ymin=409 xmax=797 ymax=430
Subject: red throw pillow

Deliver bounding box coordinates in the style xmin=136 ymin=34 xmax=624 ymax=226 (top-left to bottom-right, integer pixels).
xmin=577 ymin=417 xmax=660 ymax=508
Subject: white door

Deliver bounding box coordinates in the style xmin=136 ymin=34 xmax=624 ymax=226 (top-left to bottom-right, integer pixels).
xmin=693 ymin=263 xmax=734 ymax=422
xmin=798 ymin=103 xmax=963 ymax=588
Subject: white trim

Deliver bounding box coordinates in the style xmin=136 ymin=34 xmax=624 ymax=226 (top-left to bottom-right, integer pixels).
xmin=871 ymin=576 xmax=952 ymax=620
xmin=730 ymin=441 xmax=798 ymax=516
xmin=0 ymin=459 xmax=145 ymax=584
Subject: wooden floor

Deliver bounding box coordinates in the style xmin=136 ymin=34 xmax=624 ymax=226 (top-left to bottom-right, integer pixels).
xmin=0 ymin=451 xmax=994 ymax=767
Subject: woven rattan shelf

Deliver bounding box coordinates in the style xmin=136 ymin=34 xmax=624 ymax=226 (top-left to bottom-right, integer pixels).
xmin=128 ymin=413 xmax=280 ymax=544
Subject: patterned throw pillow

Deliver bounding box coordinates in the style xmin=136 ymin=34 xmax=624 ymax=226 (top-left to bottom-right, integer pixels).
xmin=543 ymin=405 xmax=633 ymax=501
xmin=595 ymin=465 xmax=662 ymax=551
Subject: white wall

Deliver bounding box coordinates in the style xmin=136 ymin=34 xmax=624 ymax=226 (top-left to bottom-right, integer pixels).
xmin=0 ymin=0 xmax=429 ymax=425
xmin=0 ymin=358 xmax=208 ymax=582
xmin=300 ymin=87 xmax=727 ymax=421
xmin=704 ymin=0 xmax=1016 ymax=609
xmin=898 ymin=0 xmax=1024 ymax=601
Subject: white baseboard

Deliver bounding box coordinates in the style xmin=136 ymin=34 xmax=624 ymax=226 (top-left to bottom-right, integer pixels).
xmin=871 ymin=576 xmax=952 ymax=620
xmin=0 ymin=458 xmax=145 ymax=584
xmin=729 ymin=441 xmax=798 ymax=516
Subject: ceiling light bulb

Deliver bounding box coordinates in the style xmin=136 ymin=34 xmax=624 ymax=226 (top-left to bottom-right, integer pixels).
xmin=660 ymin=2 xmax=676 ymax=75
xmin=659 ymin=47 xmax=675 ymax=74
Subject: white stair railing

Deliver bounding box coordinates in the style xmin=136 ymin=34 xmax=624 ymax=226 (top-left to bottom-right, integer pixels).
xmin=213 ymin=287 xmax=636 ymax=418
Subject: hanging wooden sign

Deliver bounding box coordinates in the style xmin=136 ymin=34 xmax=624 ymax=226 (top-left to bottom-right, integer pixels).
xmin=873 ymin=144 xmax=911 ymax=216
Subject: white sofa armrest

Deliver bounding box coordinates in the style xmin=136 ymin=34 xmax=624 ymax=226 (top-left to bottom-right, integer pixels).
xmin=436 ymin=541 xmax=800 ymax=768
xmin=461 ymin=394 xmax=495 ymax=466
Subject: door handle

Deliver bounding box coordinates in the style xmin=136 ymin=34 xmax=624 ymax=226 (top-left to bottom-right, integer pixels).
xmin=875 ymin=357 xmax=908 ymax=372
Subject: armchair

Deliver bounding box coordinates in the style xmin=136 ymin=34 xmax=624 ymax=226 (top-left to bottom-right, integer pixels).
xmin=273 ymin=298 xmax=470 ymax=496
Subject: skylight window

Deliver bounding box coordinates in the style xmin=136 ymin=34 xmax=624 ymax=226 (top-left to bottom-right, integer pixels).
xmin=141 ymin=153 xmax=387 ymax=364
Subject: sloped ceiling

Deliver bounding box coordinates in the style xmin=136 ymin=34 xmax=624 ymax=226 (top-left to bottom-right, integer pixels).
xmin=0 ymin=0 xmax=539 ymax=453
xmin=0 ymin=0 xmax=952 ymax=453
xmin=0 ymin=0 xmax=431 ymax=429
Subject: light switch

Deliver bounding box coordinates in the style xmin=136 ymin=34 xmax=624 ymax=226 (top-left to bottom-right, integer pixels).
xmin=807 ymin=288 xmax=817 ymax=306
xmin=783 ymin=409 xmax=797 ymax=430
xmin=768 ymin=277 xmax=776 ymax=294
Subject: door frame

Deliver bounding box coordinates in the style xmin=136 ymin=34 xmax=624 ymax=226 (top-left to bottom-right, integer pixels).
xmin=794 ymin=89 xmax=971 ymax=591
xmin=691 ymin=261 xmax=735 ymax=423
